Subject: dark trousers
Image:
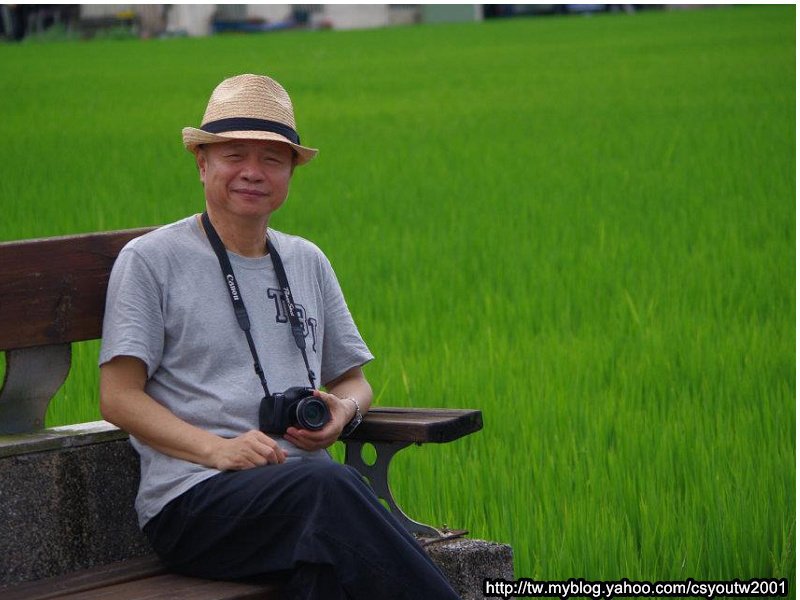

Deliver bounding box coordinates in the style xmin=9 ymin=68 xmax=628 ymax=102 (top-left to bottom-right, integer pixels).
xmin=143 ymin=459 xmax=460 ymax=600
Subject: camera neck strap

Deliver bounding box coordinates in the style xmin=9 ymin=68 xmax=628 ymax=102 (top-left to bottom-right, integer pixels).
xmin=200 ymin=212 xmax=317 ymax=396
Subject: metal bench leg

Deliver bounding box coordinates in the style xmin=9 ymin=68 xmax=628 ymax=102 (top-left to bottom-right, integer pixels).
xmin=343 ymin=439 xmax=444 ymax=538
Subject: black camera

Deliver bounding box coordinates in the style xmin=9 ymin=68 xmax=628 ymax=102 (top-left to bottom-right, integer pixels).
xmin=259 ymin=386 xmax=331 ymax=434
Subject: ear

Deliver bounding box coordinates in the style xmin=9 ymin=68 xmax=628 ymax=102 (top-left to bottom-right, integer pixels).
xmin=195 ymin=148 xmax=207 ymax=183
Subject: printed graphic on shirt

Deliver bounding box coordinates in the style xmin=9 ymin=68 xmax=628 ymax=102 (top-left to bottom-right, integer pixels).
xmin=267 ymin=288 xmax=319 ymax=353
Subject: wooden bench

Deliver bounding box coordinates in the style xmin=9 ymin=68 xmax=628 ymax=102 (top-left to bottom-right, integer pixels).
xmin=0 ymin=227 xmax=483 ymax=598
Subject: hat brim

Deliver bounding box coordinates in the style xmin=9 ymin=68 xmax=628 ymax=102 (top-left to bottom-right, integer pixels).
xmin=182 ymin=127 xmax=318 ymax=165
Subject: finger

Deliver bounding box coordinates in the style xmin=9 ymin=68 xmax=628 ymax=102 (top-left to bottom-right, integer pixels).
xmin=288 ymin=432 xmax=336 ymax=453
xmin=245 ymin=430 xmax=287 ymax=462
xmin=286 ymin=425 xmax=319 ymax=439
xmin=288 ymin=430 xmax=331 ymax=452
xmin=255 ymin=442 xmax=286 ymax=464
xmin=248 ymin=429 xmax=283 ymax=449
xmin=241 ymin=447 xmax=268 ymax=467
xmin=312 ymin=389 xmax=338 ymax=409
xmin=286 ymin=426 xmax=332 ymax=447
xmin=222 ymin=455 xmax=257 ymax=471
xmin=219 ymin=442 xmax=260 ymax=470
xmin=284 ymin=431 xmax=316 ymax=451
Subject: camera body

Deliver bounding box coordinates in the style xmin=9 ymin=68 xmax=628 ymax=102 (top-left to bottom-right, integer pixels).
xmin=259 ymin=386 xmax=331 ymax=434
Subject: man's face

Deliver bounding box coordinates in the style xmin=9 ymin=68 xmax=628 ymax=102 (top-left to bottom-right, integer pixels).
xmin=196 ymin=139 xmax=295 ymax=221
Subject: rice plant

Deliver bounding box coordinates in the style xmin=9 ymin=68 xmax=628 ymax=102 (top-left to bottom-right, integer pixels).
xmin=0 ymin=5 xmax=793 ymax=590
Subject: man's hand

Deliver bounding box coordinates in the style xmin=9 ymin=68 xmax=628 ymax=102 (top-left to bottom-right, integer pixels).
xmin=209 ymin=430 xmax=287 ymax=470
xmin=283 ymin=389 xmax=355 ymax=452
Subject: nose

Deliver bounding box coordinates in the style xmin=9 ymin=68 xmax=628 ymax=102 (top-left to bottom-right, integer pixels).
xmin=239 ymin=156 xmax=265 ymax=182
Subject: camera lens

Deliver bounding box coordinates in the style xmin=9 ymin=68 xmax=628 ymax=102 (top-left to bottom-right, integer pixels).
xmin=296 ymin=397 xmax=330 ymax=430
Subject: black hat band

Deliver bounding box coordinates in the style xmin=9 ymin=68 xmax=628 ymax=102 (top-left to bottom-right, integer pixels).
xmin=200 ymin=117 xmax=300 ymax=145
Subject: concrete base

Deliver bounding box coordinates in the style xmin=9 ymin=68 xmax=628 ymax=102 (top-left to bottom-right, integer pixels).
xmin=425 ymin=538 xmax=515 ymax=600
xmin=0 ymin=424 xmax=150 ymax=586
xmin=0 ymin=422 xmax=514 ymax=594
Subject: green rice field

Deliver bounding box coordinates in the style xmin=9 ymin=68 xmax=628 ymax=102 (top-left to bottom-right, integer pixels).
xmin=0 ymin=4 xmax=794 ymax=592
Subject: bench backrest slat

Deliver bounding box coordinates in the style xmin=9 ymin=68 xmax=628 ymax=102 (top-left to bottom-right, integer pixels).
xmin=0 ymin=228 xmax=155 ymax=351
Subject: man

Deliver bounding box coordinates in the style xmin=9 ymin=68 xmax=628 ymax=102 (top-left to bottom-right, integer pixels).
xmin=99 ymin=74 xmax=460 ymax=599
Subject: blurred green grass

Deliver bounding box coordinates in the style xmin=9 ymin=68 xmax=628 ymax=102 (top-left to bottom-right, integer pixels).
xmin=0 ymin=4 xmax=794 ymax=586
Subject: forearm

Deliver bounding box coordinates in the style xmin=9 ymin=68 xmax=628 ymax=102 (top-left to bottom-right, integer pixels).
xmin=100 ymin=356 xmax=224 ymax=468
xmin=101 ymin=385 xmax=221 ymax=468
xmin=101 ymin=356 xmax=285 ymax=470
xmin=326 ymin=376 xmax=373 ymax=417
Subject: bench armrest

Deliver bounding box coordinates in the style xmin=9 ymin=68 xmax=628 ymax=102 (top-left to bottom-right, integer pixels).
xmin=350 ymin=407 xmax=483 ymax=444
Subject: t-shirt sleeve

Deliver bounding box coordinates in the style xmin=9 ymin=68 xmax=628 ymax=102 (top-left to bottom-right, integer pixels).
xmin=99 ymin=246 xmax=165 ymax=378
xmin=318 ymin=252 xmax=374 ymax=386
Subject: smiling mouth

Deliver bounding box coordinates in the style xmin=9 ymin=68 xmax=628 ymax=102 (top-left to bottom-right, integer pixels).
xmin=233 ymin=189 xmax=267 ymax=197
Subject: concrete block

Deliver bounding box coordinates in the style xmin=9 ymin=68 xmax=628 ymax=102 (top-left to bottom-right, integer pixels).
xmin=426 ymin=537 xmax=515 ymax=599
xmin=0 ymin=431 xmax=149 ymax=586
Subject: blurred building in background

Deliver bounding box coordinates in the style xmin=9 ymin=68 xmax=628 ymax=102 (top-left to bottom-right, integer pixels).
xmin=2 ymin=4 xmax=720 ymax=42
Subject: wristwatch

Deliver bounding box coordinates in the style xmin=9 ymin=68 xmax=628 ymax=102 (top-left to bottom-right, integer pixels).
xmin=340 ymin=397 xmax=363 ymax=438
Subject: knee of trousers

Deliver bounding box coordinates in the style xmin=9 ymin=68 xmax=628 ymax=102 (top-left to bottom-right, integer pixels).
xmin=290 ymin=461 xmax=376 ymax=512
xmin=295 ymin=460 xmax=365 ymax=494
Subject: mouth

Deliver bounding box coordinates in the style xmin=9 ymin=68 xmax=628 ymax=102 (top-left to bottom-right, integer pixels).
xmin=232 ymin=189 xmax=267 ymax=198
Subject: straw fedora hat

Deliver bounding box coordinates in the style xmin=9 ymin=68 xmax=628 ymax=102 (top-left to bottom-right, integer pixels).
xmin=182 ymin=74 xmax=318 ymax=165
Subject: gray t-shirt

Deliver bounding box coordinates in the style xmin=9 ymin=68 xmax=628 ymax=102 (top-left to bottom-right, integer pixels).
xmin=99 ymin=215 xmax=373 ymax=528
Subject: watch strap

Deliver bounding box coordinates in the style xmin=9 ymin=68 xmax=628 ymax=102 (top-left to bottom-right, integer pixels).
xmin=340 ymin=397 xmax=363 ymax=438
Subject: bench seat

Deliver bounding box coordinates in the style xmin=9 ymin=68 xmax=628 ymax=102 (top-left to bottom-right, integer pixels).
xmin=1 ymin=555 xmax=279 ymax=600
